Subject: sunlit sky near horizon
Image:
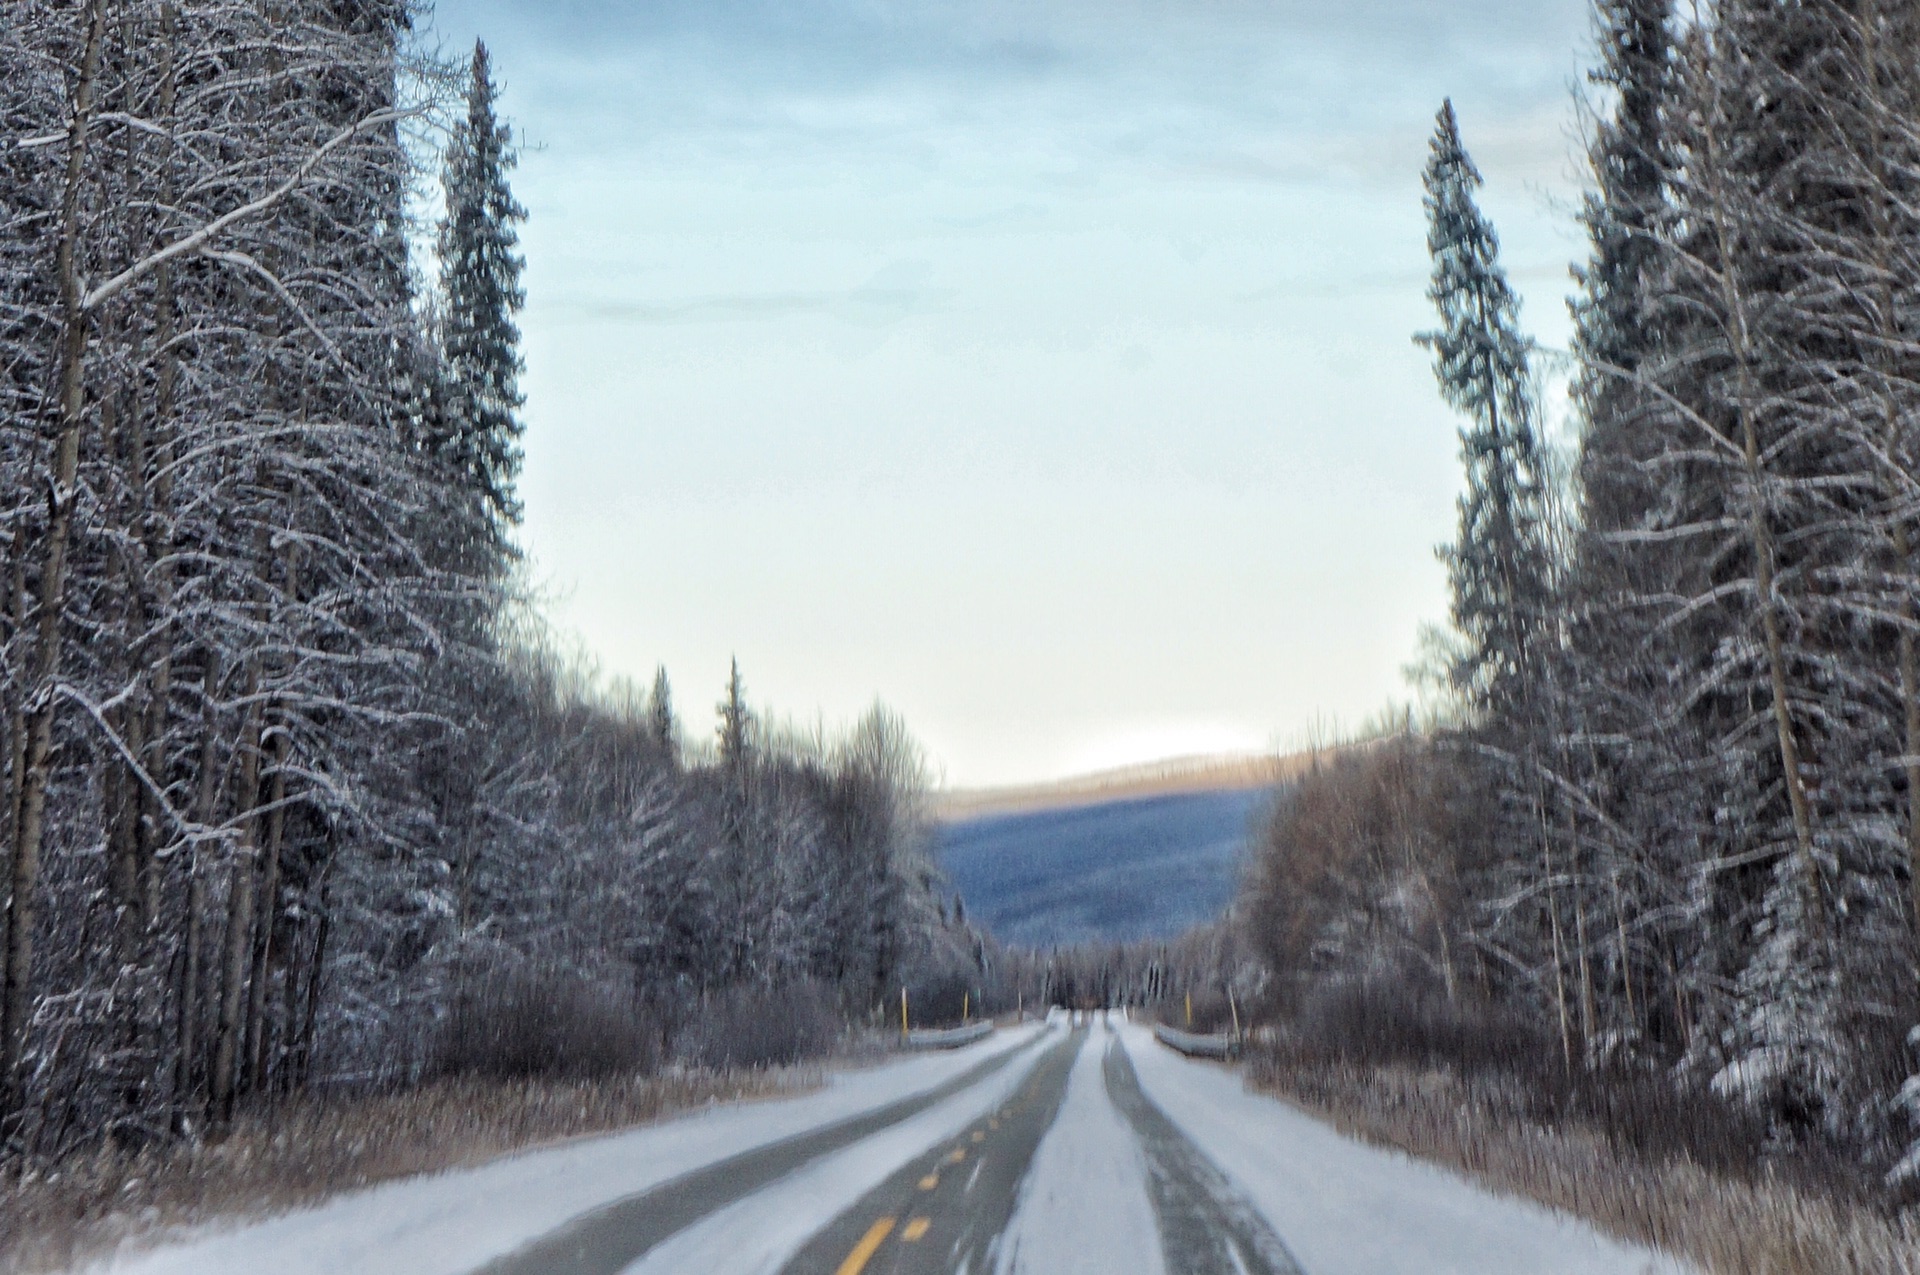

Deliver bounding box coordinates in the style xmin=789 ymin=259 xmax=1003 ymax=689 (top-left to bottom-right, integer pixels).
xmin=424 ymin=0 xmax=1593 ymax=786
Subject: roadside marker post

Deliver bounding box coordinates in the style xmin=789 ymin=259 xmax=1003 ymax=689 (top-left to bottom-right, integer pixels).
xmin=901 ymin=986 xmax=908 ymax=1039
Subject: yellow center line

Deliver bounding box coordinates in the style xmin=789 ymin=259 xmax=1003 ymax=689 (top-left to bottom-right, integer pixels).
xmin=834 ymin=1218 xmax=896 ymax=1275
xmin=918 ymin=1172 xmax=940 ymax=1190
xmin=970 ymin=1130 xmax=985 ymax=1143
xmin=944 ymin=1147 xmax=967 ymax=1164
xmin=901 ymin=1217 xmax=932 ymax=1242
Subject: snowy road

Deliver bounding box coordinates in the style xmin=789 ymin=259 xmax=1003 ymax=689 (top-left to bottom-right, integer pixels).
xmin=94 ymin=1015 xmax=1689 ymax=1275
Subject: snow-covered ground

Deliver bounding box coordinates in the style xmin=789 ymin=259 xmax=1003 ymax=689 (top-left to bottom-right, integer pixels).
xmin=1114 ymin=1018 xmax=1688 ymax=1275
xmin=85 ymin=1022 xmax=1049 ymax=1275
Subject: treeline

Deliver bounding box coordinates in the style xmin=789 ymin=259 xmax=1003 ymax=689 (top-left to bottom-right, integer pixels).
xmin=0 ymin=3 xmax=958 ymax=1163
xmin=1244 ymin=0 xmax=1920 ymax=1180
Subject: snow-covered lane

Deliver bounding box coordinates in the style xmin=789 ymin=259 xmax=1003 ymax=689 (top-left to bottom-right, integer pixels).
xmin=86 ymin=1022 xmax=1049 ymax=1275
xmin=995 ymin=1017 xmax=1163 ymax=1275
xmin=1114 ymin=1020 xmax=1690 ymax=1275
xmin=621 ymin=1028 xmax=1065 ymax=1275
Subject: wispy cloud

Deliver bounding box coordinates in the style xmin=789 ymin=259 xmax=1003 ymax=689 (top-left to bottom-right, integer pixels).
xmin=548 ymin=260 xmax=957 ymax=327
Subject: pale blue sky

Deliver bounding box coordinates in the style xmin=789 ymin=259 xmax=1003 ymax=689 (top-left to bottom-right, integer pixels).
xmin=425 ymin=0 xmax=1593 ymax=785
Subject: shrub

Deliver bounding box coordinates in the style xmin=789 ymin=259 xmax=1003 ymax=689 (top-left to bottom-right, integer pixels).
xmin=673 ymin=980 xmax=842 ymax=1069
xmin=435 ymin=967 xmax=659 ymax=1081
xmin=901 ymin=970 xmax=979 ymax=1028
xmin=1267 ymin=975 xmax=1833 ymax=1189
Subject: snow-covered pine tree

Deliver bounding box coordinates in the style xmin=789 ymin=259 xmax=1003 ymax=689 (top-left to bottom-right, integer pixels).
xmin=1633 ymin=0 xmax=1917 ymax=1135
xmin=435 ymin=40 xmax=527 ymax=578
xmin=1558 ymin=0 xmax=1687 ymax=1066
xmin=719 ymin=658 xmax=752 ymax=772
xmin=1417 ymin=101 xmax=1557 ymax=723
xmin=651 ymin=665 xmax=679 ymax=763
xmin=1419 ymin=100 xmax=1612 ymax=1066
xmin=1572 ymin=0 xmax=1672 ymax=528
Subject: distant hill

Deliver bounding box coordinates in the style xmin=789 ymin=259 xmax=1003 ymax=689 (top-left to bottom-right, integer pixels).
xmin=933 ymin=750 xmax=1315 ymax=822
xmin=933 ymin=787 xmax=1274 ymax=948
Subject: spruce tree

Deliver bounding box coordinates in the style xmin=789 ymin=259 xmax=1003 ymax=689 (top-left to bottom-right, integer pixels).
xmin=718 ymin=658 xmax=751 ymax=772
xmin=1570 ymin=0 xmax=1671 ymax=529
xmin=1417 ymin=100 xmax=1555 ymax=721
xmin=650 ymin=664 xmax=678 ymax=763
xmin=436 ymin=40 xmax=526 ymax=572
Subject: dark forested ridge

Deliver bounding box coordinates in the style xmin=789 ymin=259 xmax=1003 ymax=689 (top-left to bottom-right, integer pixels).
xmin=937 ymin=789 xmax=1267 ymax=947
xmin=0 ymin=5 xmax=977 ymax=1169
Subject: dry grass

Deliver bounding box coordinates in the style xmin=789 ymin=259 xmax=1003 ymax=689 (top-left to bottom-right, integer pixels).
xmin=1257 ymin=1059 xmax=1920 ymax=1275
xmin=0 ymin=1066 xmax=815 ymax=1274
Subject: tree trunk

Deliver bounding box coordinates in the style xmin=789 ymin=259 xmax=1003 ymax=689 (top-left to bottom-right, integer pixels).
xmin=2 ymin=0 xmax=107 ymax=1110
xmin=173 ymin=651 xmax=225 ymax=1131
xmin=212 ymin=666 xmax=264 ymax=1125
xmin=1701 ymin=87 xmax=1824 ymax=933
xmin=246 ymin=724 xmax=289 ymax=1093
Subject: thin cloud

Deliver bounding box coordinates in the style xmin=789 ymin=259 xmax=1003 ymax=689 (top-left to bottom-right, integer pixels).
xmin=549 ymin=260 xmax=957 ymax=328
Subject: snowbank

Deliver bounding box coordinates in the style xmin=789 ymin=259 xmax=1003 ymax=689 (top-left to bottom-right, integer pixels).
xmin=1116 ymin=1020 xmax=1691 ymax=1275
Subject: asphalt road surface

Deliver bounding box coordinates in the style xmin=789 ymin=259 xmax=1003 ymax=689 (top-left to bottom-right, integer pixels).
xmin=482 ymin=1017 xmax=1301 ymax=1275
xmin=102 ymin=1013 xmax=1688 ymax=1275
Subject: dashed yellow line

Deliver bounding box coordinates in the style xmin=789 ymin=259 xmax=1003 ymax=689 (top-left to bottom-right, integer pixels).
xmin=918 ymin=1171 xmax=940 ymax=1190
xmin=944 ymin=1147 xmax=967 ymax=1164
xmin=970 ymin=1130 xmax=985 ymax=1143
xmin=834 ymin=1217 xmax=895 ymax=1275
xmin=902 ymin=1217 xmax=933 ymax=1242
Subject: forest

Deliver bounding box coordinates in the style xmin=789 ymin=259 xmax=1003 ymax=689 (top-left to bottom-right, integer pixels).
xmin=0 ymin=0 xmax=984 ymax=1170
xmin=1237 ymin=0 xmax=1920 ymax=1194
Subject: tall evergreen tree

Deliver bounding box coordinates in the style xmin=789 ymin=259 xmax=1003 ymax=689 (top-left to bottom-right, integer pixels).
xmin=718 ymin=658 xmax=751 ymax=773
xmin=650 ymin=665 xmax=679 ymax=763
xmin=436 ymin=40 xmax=527 ymax=571
xmin=1417 ymin=101 xmax=1556 ymax=721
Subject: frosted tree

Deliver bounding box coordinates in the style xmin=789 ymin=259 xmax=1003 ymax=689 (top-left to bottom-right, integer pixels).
xmin=651 ymin=665 xmax=679 ymax=763
xmin=433 ymin=40 xmax=527 ymax=577
xmin=1417 ymin=101 xmax=1557 ymax=722
xmin=1417 ymin=101 xmax=1581 ymax=1058
xmin=1558 ymin=0 xmax=1687 ymax=1066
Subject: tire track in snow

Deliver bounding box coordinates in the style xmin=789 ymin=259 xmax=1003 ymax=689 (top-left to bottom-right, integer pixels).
xmin=992 ymin=1017 xmax=1165 ymax=1275
xmin=1104 ymin=1029 xmax=1305 ymax=1275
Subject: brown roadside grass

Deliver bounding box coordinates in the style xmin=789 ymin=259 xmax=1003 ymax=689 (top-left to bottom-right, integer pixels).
xmin=1255 ymin=1057 xmax=1920 ymax=1274
xmin=0 ymin=1066 xmax=814 ymax=1274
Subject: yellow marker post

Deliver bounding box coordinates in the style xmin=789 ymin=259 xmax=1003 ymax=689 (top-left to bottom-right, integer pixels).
xmin=1185 ymin=991 xmax=1192 ymax=1028
xmin=901 ymin=986 xmax=908 ymax=1038
xmin=963 ymin=991 xmax=969 ymax=1024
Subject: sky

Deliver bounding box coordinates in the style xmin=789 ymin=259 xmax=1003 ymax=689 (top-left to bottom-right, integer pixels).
xmin=423 ymin=0 xmax=1596 ymax=787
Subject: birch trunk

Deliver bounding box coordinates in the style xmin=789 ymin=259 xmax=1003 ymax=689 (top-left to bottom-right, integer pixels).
xmin=2 ymin=0 xmax=107 ymax=1106
xmin=211 ymin=665 xmax=263 ymax=1124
